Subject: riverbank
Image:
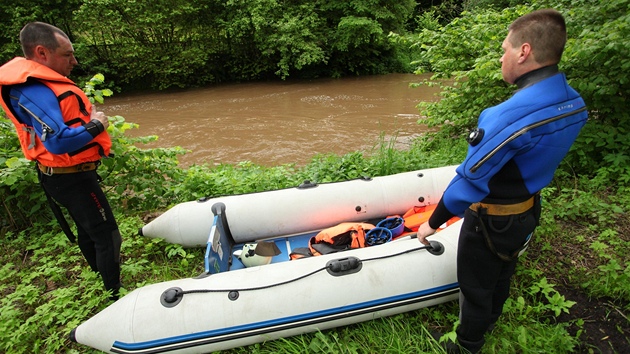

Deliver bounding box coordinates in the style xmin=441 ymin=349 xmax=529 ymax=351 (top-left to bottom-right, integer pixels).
xmin=1 ymin=126 xmax=627 ymax=352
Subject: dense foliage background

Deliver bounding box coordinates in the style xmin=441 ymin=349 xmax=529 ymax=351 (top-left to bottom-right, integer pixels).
xmin=1 ymin=0 xmax=420 ymax=90
xmin=1 ymin=0 xmax=628 ymax=353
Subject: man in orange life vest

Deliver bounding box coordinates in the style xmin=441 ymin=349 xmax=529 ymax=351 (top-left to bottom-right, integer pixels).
xmin=0 ymin=22 xmax=122 ymax=300
xmin=416 ymin=9 xmax=587 ymax=353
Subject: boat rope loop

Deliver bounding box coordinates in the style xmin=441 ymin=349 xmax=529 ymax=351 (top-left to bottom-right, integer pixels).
xmin=160 ymin=242 xmax=444 ymax=306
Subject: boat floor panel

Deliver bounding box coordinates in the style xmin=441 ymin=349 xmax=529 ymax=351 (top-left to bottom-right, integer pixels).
xmin=230 ymin=232 xmax=316 ymax=270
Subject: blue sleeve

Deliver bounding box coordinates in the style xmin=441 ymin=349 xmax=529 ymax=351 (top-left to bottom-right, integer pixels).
xmin=10 ymin=82 xmax=95 ymax=154
xmin=428 ymin=106 xmax=531 ymax=227
xmin=428 ymin=168 xmax=488 ymax=228
xmin=443 ymin=111 xmax=530 ymax=208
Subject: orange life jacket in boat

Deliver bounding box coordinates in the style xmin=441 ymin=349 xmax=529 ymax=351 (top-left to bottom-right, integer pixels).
xmin=401 ymin=204 xmax=460 ymax=232
xmin=290 ymin=222 xmax=375 ymax=259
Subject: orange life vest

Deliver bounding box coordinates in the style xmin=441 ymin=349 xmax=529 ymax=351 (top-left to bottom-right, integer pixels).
xmin=289 ymin=222 xmax=375 ymax=259
xmin=309 ymin=222 xmax=374 ymax=256
xmin=0 ymin=57 xmax=111 ymax=167
xmin=401 ymin=204 xmax=460 ymax=232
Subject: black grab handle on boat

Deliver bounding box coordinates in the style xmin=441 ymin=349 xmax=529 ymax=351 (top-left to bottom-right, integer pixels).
xmin=407 ymin=234 xmax=445 ymax=256
xmin=427 ymin=240 xmax=444 ymax=255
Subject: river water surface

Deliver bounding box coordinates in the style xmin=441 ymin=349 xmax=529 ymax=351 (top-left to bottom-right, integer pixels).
xmin=101 ymin=73 xmax=439 ymax=167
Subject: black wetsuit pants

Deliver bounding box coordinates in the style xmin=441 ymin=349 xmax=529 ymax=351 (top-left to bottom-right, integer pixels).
xmin=39 ymin=169 xmax=122 ymax=293
xmin=456 ymin=207 xmax=538 ymax=353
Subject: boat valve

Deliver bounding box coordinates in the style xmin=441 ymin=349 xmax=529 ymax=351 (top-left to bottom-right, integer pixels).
xmin=161 ymin=287 xmax=184 ymax=308
xmin=427 ymin=241 xmax=445 ymax=256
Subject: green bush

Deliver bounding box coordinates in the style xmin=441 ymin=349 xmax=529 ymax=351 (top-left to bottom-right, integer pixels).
xmin=406 ymin=0 xmax=630 ymax=182
xmin=0 ymin=117 xmax=48 ymax=232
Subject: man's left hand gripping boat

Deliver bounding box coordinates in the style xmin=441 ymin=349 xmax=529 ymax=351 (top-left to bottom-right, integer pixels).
xmin=71 ymin=165 xmax=462 ymax=354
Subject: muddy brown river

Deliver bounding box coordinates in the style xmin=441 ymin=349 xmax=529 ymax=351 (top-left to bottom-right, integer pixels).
xmin=101 ymin=73 xmax=439 ymax=167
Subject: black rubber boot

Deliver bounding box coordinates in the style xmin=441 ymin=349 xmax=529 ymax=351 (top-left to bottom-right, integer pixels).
xmin=431 ymin=331 xmax=474 ymax=354
xmin=457 ymin=336 xmax=485 ymax=354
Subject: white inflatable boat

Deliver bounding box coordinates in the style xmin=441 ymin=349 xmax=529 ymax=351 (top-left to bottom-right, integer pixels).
xmin=71 ymin=165 xmax=462 ymax=353
xmin=138 ymin=165 xmax=459 ymax=248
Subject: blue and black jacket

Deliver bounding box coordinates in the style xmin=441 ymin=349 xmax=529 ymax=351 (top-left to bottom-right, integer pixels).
xmin=429 ymin=65 xmax=588 ymax=228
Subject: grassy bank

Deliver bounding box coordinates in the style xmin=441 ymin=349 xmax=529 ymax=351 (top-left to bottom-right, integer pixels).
xmin=0 ymin=121 xmax=628 ymax=352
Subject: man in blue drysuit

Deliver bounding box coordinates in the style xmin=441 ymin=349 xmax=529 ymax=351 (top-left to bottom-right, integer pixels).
xmin=416 ymin=9 xmax=588 ymax=353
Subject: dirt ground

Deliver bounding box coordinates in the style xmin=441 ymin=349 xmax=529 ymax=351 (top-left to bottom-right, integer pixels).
xmin=537 ymin=218 xmax=630 ymax=353
xmin=557 ymin=285 xmax=629 ymax=353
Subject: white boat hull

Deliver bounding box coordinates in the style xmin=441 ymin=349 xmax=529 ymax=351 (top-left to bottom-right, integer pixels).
xmin=73 ymin=223 xmax=461 ymax=353
xmin=140 ymin=165 xmax=458 ymax=247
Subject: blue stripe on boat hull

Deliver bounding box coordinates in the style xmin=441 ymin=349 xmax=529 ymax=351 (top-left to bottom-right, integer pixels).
xmin=111 ymin=283 xmax=459 ymax=354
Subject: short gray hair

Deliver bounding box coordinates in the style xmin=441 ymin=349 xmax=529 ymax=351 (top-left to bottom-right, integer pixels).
xmin=19 ymin=22 xmax=69 ymax=58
